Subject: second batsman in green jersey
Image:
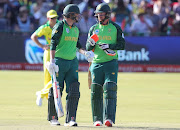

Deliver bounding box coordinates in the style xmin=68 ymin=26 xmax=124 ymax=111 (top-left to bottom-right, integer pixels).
xmin=86 ymin=3 xmax=126 ymax=127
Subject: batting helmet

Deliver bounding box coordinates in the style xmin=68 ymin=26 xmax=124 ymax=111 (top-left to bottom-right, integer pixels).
xmin=94 ymin=3 xmax=111 ymax=14
xmin=63 ymin=4 xmax=80 ymax=16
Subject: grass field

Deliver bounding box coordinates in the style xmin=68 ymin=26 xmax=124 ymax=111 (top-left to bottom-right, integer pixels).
xmin=0 ymin=71 xmax=180 ymax=130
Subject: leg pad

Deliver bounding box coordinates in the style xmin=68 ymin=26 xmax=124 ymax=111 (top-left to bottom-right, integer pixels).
xmin=103 ymin=82 xmax=117 ymax=123
xmin=48 ymin=87 xmax=58 ymax=121
xmin=91 ymin=83 xmax=103 ymax=123
xmin=66 ymin=82 xmax=80 ymax=123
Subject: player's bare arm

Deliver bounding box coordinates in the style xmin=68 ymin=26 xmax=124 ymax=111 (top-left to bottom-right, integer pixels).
xmin=31 ymin=32 xmax=50 ymax=50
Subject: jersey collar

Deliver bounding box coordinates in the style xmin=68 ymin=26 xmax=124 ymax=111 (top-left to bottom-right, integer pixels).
xmin=63 ymin=19 xmax=75 ymax=28
xmin=99 ymin=20 xmax=110 ymax=26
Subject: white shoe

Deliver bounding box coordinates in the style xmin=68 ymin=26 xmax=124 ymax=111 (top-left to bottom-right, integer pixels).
xmin=36 ymin=91 xmax=42 ymax=106
xmin=49 ymin=119 xmax=60 ymax=126
xmin=94 ymin=121 xmax=102 ymax=126
xmin=104 ymin=119 xmax=112 ymax=127
xmin=64 ymin=121 xmax=78 ymax=126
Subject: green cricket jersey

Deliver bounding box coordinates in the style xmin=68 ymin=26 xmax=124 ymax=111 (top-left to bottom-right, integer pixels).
xmin=86 ymin=21 xmax=125 ymax=63
xmin=50 ymin=20 xmax=82 ymax=60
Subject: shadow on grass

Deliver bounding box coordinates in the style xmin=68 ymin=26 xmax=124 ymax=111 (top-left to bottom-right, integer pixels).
xmin=76 ymin=125 xmax=180 ymax=130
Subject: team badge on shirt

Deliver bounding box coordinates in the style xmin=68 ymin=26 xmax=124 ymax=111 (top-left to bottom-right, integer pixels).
xmin=94 ymin=29 xmax=99 ymax=34
xmin=66 ymin=28 xmax=69 ymax=33
xmin=108 ymin=28 xmax=111 ymax=33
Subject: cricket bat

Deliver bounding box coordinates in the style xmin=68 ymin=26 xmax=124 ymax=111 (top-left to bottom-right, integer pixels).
xmin=88 ymin=34 xmax=99 ymax=89
xmin=52 ymin=72 xmax=64 ymax=117
xmin=88 ymin=62 xmax=92 ymax=89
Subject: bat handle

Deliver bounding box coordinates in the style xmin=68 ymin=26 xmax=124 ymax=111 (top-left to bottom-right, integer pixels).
xmin=88 ymin=62 xmax=92 ymax=89
xmin=52 ymin=71 xmax=57 ymax=82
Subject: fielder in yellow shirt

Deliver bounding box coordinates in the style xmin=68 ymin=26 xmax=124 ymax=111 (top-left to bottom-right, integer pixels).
xmin=31 ymin=10 xmax=59 ymax=106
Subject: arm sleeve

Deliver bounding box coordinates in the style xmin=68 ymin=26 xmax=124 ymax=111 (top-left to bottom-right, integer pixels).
xmin=76 ymin=36 xmax=82 ymax=49
xmin=86 ymin=25 xmax=96 ymax=51
xmin=50 ymin=22 xmax=63 ymax=50
xmin=109 ymin=22 xmax=126 ymax=50
xmin=35 ymin=25 xmax=45 ymax=37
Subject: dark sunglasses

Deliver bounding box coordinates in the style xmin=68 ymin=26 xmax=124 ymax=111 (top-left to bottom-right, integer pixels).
xmin=51 ymin=17 xmax=57 ymax=19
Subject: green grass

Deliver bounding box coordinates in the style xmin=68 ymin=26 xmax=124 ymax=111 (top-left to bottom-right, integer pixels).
xmin=0 ymin=71 xmax=180 ymax=130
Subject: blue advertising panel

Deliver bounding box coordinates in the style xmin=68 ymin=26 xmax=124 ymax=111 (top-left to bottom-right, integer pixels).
xmin=25 ymin=39 xmax=46 ymax=64
xmin=0 ymin=32 xmax=180 ymax=65
xmin=24 ymin=36 xmax=180 ymax=65
xmin=123 ymin=37 xmax=180 ymax=64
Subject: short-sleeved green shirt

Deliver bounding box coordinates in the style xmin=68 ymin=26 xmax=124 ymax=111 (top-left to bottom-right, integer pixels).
xmin=51 ymin=20 xmax=82 ymax=60
xmin=86 ymin=21 xmax=125 ymax=63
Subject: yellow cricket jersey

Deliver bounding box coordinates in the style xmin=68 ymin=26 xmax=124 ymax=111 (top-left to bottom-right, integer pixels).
xmin=34 ymin=20 xmax=59 ymax=99
xmin=35 ymin=20 xmax=59 ymax=44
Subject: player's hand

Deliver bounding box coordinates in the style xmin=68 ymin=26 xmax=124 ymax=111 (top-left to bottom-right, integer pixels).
xmin=99 ymin=43 xmax=109 ymax=50
xmin=88 ymin=37 xmax=96 ymax=46
xmin=84 ymin=51 xmax=94 ymax=62
xmin=46 ymin=60 xmax=59 ymax=75
xmin=42 ymin=45 xmax=50 ymax=50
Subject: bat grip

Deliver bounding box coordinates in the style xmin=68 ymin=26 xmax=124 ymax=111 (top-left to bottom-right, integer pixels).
xmin=52 ymin=71 xmax=57 ymax=82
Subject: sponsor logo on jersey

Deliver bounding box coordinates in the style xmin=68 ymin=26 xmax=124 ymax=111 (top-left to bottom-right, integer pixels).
xmin=99 ymin=36 xmax=112 ymax=40
xmin=66 ymin=28 xmax=69 ymax=33
xmin=64 ymin=36 xmax=78 ymax=42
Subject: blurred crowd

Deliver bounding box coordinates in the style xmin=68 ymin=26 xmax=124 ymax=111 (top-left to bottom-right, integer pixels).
xmin=0 ymin=0 xmax=179 ymax=36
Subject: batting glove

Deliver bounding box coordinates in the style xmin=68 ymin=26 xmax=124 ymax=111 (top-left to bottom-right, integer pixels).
xmin=88 ymin=37 xmax=96 ymax=46
xmin=99 ymin=44 xmax=109 ymax=50
xmin=46 ymin=59 xmax=59 ymax=75
xmin=104 ymin=49 xmax=116 ymax=56
xmin=84 ymin=51 xmax=94 ymax=62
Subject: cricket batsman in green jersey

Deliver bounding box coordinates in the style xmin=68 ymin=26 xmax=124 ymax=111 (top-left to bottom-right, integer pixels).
xmin=31 ymin=10 xmax=59 ymax=106
xmin=86 ymin=3 xmax=126 ymax=127
xmin=46 ymin=4 xmax=94 ymax=126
